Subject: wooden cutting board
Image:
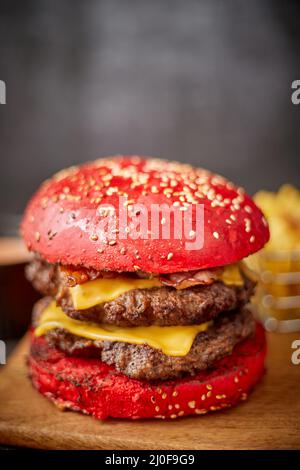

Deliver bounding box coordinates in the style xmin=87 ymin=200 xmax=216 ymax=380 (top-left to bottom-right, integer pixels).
xmin=0 ymin=332 xmax=299 ymax=450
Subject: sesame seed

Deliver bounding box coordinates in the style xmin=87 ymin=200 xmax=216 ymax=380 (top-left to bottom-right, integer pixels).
xmin=189 ymin=230 xmax=196 ymax=237
xmin=201 ymin=394 xmax=206 ymax=401
xmin=41 ymin=197 xmax=48 ymax=208
xmin=207 ymin=391 xmax=212 ymax=398
xmin=35 ymin=232 xmax=40 ymax=242
xmin=161 ymin=217 xmax=166 ymax=225
xmin=188 ymin=401 xmax=196 ymax=409
xmin=151 ymin=396 xmax=156 ymax=404
xmin=170 ymin=414 xmax=177 ymax=419
xmin=90 ymin=234 xmax=98 ymax=241
xmin=108 ymin=240 xmax=116 ymax=246
xmin=168 ymin=405 xmax=173 ymax=410
xmin=167 ymin=252 xmax=174 ymax=261
xmin=172 ymin=391 xmax=178 ymax=397
xmin=155 ymin=406 xmax=160 ymax=412
xmin=151 ymin=185 xmax=159 ymax=193
xmin=178 ymin=411 xmax=185 ymax=416
xmin=250 ymin=235 xmax=255 ymax=243
xmin=206 ymin=384 xmax=213 ymax=390
xmin=213 ymin=231 xmax=219 ymax=239
xmin=120 ymin=247 xmax=127 ymax=255
xmin=175 ymin=404 xmax=180 ymax=409
xmin=97 ymin=248 xmax=104 ymax=254
xmin=162 ymin=393 xmax=167 ymax=400
xmin=195 ymin=409 xmax=207 ymax=415
xmin=234 ymin=377 xmax=239 ymax=383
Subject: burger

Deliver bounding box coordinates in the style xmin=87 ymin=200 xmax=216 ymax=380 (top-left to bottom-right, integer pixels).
xmin=22 ymin=156 xmax=269 ymax=420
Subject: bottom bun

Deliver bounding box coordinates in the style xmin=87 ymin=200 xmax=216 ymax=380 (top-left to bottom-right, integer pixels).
xmin=28 ymin=323 xmax=266 ymax=420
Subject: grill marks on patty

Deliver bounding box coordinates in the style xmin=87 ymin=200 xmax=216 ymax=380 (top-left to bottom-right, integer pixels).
xmin=26 ymin=255 xmax=255 ymax=326
xmin=34 ymin=304 xmax=255 ymax=381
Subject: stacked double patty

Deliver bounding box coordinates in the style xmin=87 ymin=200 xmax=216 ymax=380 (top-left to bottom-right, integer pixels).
xmin=28 ymin=254 xmax=255 ymax=381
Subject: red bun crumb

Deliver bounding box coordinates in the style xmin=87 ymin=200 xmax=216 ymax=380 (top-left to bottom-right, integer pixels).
xmin=21 ymin=156 xmax=269 ymax=273
xmin=28 ymin=323 xmax=266 ymax=420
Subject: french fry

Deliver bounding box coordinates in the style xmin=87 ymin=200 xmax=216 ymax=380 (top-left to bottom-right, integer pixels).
xmin=248 ymin=185 xmax=300 ymax=321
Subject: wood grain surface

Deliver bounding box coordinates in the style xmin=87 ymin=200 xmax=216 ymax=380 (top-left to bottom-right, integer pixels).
xmin=0 ymin=332 xmax=299 ymax=450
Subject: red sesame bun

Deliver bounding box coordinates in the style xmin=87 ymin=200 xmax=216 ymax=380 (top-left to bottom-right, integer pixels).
xmin=21 ymin=156 xmax=269 ymax=273
xmin=28 ymin=323 xmax=266 ymax=420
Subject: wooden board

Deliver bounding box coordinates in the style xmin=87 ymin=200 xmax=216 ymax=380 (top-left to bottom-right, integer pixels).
xmin=0 ymin=332 xmax=299 ymax=450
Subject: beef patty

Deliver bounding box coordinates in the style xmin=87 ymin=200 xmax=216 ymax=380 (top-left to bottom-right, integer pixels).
xmin=32 ymin=299 xmax=255 ymax=381
xmin=26 ymin=255 xmax=255 ymax=326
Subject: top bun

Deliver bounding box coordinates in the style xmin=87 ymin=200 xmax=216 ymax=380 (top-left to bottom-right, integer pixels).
xmin=21 ymin=156 xmax=269 ymax=273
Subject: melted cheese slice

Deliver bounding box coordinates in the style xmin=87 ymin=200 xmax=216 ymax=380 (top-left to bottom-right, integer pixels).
xmin=35 ymin=302 xmax=211 ymax=357
xmin=69 ymin=264 xmax=244 ymax=311
xmin=70 ymin=277 xmax=161 ymax=310
xmin=219 ymin=264 xmax=244 ymax=286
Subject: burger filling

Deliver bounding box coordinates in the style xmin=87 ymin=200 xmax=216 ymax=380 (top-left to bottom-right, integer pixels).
xmin=28 ymin=254 xmax=256 ymax=381
xmin=32 ymin=298 xmax=254 ymax=381
xmin=27 ymin=254 xmax=254 ymax=326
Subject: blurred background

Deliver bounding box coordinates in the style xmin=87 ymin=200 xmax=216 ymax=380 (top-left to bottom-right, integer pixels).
xmin=0 ymin=0 xmax=300 ymax=339
xmin=0 ymin=0 xmax=300 ymax=220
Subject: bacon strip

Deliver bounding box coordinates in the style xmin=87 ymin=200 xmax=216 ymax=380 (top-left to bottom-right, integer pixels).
xmin=60 ymin=264 xmax=224 ymax=289
xmin=159 ymin=268 xmax=223 ymax=289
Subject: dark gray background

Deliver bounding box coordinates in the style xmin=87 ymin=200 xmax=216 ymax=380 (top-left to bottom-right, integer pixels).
xmin=0 ymin=0 xmax=300 ymax=220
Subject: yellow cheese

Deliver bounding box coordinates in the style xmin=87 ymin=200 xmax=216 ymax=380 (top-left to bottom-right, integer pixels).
xmin=35 ymin=302 xmax=211 ymax=357
xmin=69 ymin=264 xmax=244 ymax=311
xmin=219 ymin=264 xmax=243 ymax=286
xmin=70 ymin=277 xmax=161 ymax=310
